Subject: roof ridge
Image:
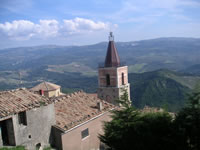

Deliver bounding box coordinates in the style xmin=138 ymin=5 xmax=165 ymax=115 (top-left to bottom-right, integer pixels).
xmin=43 ymin=81 xmax=49 ymax=91
xmin=30 ymin=81 xmax=60 ymax=91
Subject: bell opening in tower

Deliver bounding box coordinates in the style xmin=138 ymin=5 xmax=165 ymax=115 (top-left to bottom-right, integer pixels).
xmin=106 ymin=74 xmax=110 ymax=86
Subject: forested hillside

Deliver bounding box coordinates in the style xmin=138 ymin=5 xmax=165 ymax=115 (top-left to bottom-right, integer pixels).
xmin=1 ymin=37 xmax=200 ymax=111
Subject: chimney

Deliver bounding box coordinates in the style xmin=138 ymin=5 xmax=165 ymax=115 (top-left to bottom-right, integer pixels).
xmin=97 ymin=101 xmax=103 ymax=111
xmin=39 ymin=89 xmax=44 ymax=96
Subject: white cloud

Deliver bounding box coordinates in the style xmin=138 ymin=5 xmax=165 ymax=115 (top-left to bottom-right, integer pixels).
xmin=0 ymin=18 xmax=112 ymax=40
xmin=37 ymin=20 xmax=59 ymax=37
xmin=62 ymin=18 xmax=109 ymax=35
xmin=0 ymin=20 xmax=36 ymax=40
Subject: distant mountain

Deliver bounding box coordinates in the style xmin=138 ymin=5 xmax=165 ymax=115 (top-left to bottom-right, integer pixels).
xmin=1 ymin=37 xmax=200 ymax=111
xmin=129 ymin=69 xmax=200 ymax=112
xmin=0 ymin=37 xmax=200 ymax=72
xmin=181 ymin=64 xmax=200 ymax=75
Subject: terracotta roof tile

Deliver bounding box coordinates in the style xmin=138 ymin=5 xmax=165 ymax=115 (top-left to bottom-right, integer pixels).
xmin=30 ymin=81 xmax=60 ymax=92
xmin=0 ymin=88 xmax=52 ymax=119
xmin=53 ymin=91 xmax=115 ymax=131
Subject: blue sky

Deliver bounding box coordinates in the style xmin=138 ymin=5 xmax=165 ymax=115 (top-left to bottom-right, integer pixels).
xmin=0 ymin=0 xmax=200 ymax=48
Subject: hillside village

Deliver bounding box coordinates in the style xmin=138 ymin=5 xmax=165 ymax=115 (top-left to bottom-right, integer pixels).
xmin=0 ymin=33 xmax=132 ymax=150
xmin=1 ymin=0 xmax=200 ymax=149
xmin=1 ymin=32 xmax=199 ymax=150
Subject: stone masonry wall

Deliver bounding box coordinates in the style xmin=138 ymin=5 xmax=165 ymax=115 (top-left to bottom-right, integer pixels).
xmin=117 ymin=66 xmax=128 ymax=87
xmin=98 ymin=68 xmax=117 ymax=87
xmin=12 ymin=103 xmax=56 ymax=150
xmin=98 ymin=66 xmax=130 ymax=104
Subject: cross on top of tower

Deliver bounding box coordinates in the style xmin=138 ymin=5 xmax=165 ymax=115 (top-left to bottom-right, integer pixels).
xmin=109 ymin=32 xmax=114 ymax=41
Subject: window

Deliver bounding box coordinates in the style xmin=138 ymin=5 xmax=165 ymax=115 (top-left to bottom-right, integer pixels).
xmin=18 ymin=111 xmax=27 ymax=125
xmin=122 ymin=73 xmax=125 ymax=85
xmin=36 ymin=143 xmax=41 ymax=150
xmin=106 ymin=74 xmax=110 ymax=86
xmin=81 ymin=128 xmax=89 ymax=139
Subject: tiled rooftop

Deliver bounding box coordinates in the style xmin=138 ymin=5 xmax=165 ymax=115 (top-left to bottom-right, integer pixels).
xmin=0 ymin=88 xmax=115 ymax=130
xmin=0 ymin=88 xmax=52 ymax=119
xmin=30 ymin=81 xmax=60 ymax=92
xmin=53 ymin=91 xmax=115 ymax=131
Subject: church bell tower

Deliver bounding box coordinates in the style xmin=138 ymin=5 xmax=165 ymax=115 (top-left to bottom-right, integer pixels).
xmin=97 ymin=32 xmax=130 ymax=105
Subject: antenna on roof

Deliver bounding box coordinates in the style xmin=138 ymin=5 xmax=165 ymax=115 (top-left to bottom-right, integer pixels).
xmin=109 ymin=32 xmax=114 ymax=41
xmin=18 ymin=71 xmax=22 ymax=88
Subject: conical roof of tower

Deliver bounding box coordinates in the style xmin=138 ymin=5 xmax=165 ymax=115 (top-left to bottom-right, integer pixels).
xmin=104 ymin=32 xmax=120 ymax=67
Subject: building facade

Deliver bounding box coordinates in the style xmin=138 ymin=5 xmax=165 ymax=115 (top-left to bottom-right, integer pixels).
xmin=98 ymin=32 xmax=130 ymax=105
xmin=0 ymin=89 xmax=115 ymax=150
xmin=51 ymin=91 xmax=115 ymax=150
xmin=0 ymin=89 xmax=56 ymax=150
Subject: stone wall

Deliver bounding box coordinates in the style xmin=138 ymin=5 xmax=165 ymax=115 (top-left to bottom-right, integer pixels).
xmin=117 ymin=66 xmax=128 ymax=87
xmin=98 ymin=84 xmax=130 ymax=105
xmin=98 ymin=66 xmax=130 ymax=104
xmin=12 ymin=103 xmax=56 ymax=150
xmin=98 ymin=67 xmax=117 ymax=87
xmin=98 ymin=87 xmax=120 ymax=105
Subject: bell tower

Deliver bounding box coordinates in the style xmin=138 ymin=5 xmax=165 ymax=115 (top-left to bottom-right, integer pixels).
xmin=97 ymin=32 xmax=130 ymax=105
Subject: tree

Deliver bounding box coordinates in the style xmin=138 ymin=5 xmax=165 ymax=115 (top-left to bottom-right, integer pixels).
xmin=174 ymin=91 xmax=200 ymax=150
xmin=99 ymin=89 xmax=139 ymax=150
xmin=99 ymin=89 xmax=175 ymax=150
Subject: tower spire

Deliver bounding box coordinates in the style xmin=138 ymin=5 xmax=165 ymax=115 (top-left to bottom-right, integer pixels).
xmin=104 ymin=32 xmax=120 ymax=67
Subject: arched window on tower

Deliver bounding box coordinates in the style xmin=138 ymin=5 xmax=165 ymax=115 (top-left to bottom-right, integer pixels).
xmin=122 ymin=73 xmax=125 ymax=85
xmin=106 ymin=74 xmax=110 ymax=86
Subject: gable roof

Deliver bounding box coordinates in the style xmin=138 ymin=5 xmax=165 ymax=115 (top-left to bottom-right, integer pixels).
xmin=0 ymin=88 xmax=52 ymax=119
xmin=104 ymin=32 xmax=120 ymax=67
xmin=53 ymin=91 xmax=115 ymax=131
xmin=30 ymin=81 xmax=60 ymax=92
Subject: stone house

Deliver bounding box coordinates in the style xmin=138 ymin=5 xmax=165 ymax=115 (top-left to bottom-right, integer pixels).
xmin=30 ymin=81 xmax=61 ymax=98
xmin=0 ymin=88 xmax=56 ymax=150
xmin=51 ymin=91 xmax=115 ymax=150
xmin=0 ymin=88 xmax=115 ymax=150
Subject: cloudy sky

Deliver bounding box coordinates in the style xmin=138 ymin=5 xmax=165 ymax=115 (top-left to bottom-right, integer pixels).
xmin=0 ymin=0 xmax=200 ymax=48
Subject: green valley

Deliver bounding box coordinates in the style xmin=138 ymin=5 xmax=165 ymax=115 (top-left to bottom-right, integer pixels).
xmin=1 ymin=37 xmax=200 ymax=112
